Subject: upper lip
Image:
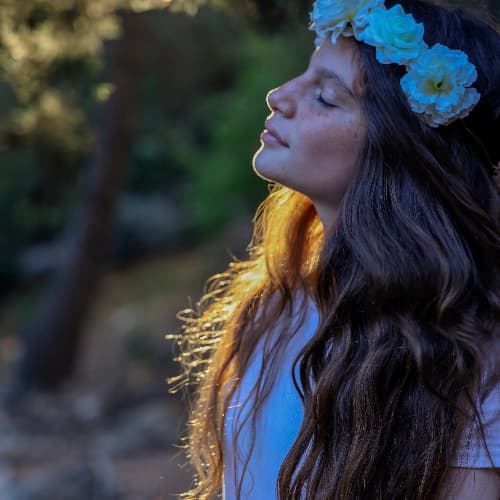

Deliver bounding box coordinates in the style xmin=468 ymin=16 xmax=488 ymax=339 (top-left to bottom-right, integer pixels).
xmin=264 ymin=120 xmax=289 ymax=147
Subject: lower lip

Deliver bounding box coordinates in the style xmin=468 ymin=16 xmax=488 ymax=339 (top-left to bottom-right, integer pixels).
xmin=261 ymin=130 xmax=287 ymax=147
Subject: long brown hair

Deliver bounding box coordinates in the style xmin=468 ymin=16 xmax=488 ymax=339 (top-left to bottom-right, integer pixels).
xmin=170 ymin=1 xmax=500 ymax=498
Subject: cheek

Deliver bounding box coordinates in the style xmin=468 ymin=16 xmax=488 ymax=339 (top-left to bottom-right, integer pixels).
xmin=298 ymin=118 xmax=363 ymax=168
xmin=295 ymin=118 xmax=365 ymax=199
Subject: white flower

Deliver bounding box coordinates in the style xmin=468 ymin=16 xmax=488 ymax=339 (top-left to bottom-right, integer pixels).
xmin=309 ymin=0 xmax=384 ymax=47
xmin=400 ymin=43 xmax=480 ymax=127
xmin=359 ymin=4 xmax=427 ymax=65
xmin=307 ymin=1 xmax=482 ymax=127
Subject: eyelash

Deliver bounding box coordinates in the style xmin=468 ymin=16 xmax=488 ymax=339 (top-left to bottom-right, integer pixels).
xmin=315 ymin=89 xmax=336 ymax=108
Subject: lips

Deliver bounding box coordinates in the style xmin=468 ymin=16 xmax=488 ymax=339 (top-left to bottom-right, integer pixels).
xmin=264 ymin=120 xmax=289 ymax=147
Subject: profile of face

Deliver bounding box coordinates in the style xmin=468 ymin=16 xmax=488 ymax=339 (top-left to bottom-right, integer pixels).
xmin=252 ymin=35 xmax=367 ymax=229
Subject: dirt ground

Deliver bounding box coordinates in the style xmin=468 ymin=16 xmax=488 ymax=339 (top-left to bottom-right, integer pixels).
xmin=0 ymin=217 xmax=253 ymax=499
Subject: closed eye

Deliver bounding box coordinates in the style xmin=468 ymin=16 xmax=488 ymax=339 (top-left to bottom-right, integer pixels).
xmin=315 ymin=89 xmax=336 ymax=108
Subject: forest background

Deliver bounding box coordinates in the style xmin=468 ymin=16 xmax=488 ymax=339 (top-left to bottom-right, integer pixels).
xmin=0 ymin=0 xmax=497 ymax=498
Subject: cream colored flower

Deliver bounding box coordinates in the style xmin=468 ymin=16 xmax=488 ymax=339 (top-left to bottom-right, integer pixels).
xmin=309 ymin=0 xmax=384 ymax=47
xmin=401 ymin=43 xmax=480 ymax=127
xmin=359 ymin=4 xmax=427 ymax=65
xmin=308 ymin=1 xmax=482 ymax=128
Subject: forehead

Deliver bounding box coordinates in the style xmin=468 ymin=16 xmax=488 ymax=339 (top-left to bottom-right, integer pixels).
xmin=310 ymin=36 xmax=364 ymax=98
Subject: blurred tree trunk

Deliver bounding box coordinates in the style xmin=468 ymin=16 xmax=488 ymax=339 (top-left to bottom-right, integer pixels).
xmin=8 ymin=11 xmax=144 ymax=398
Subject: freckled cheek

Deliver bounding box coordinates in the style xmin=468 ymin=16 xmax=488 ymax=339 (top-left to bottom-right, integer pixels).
xmin=299 ymin=126 xmax=357 ymax=165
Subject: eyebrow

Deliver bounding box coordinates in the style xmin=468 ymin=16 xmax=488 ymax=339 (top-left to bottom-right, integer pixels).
xmin=314 ymin=67 xmax=355 ymax=99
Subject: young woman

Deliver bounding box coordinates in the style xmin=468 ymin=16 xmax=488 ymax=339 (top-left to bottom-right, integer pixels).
xmin=171 ymin=0 xmax=500 ymax=498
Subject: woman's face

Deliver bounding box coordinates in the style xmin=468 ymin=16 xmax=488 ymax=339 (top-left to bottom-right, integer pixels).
xmin=253 ymin=35 xmax=367 ymax=229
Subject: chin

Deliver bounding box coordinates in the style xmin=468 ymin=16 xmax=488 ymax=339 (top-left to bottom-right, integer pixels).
xmin=252 ymin=147 xmax=282 ymax=183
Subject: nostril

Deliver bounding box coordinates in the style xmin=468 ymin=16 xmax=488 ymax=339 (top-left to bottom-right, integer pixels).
xmin=266 ymin=88 xmax=280 ymax=111
xmin=266 ymin=85 xmax=296 ymax=117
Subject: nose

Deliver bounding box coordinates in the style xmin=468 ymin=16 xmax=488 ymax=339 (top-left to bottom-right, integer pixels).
xmin=266 ymin=78 xmax=297 ymax=117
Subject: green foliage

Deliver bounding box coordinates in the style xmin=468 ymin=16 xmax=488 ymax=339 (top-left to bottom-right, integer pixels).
xmin=123 ymin=6 xmax=313 ymax=235
xmin=0 ymin=4 xmax=104 ymax=279
xmin=0 ymin=0 xmax=315 ymax=280
xmin=168 ymin=28 xmax=314 ymax=233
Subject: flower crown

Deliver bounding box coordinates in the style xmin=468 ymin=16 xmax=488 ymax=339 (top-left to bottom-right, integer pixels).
xmin=309 ymin=0 xmax=481 ymax=128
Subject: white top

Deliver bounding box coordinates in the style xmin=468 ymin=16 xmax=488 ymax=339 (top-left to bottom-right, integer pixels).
xmin=222 ymin=298 xmax=500 ymax=499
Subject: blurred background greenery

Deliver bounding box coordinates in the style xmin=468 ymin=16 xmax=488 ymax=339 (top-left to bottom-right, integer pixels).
xmin=0 ymin=0 xmax=497 ymax=498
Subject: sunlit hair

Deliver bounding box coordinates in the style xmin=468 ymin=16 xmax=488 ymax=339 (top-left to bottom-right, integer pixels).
xmin=170 ymin=1 xmax=500 ymax=498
